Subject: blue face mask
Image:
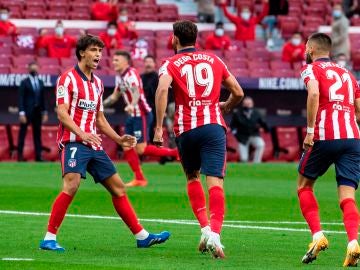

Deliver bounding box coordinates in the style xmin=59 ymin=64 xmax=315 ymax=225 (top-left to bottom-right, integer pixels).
xmin=333 ymin=10 xmax=342 ymax=18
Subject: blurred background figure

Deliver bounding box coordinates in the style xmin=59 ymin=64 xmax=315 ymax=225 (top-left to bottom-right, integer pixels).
xmin=91 ymin=0 xmax=118 ymax=21
xmin=17 ymin=61 xmax=47 ymax=162
xmin=99 ymin=21 xmax=123 ymax=49
xmin=141 ymin=55 xmax=158 ymax=142
xmin=331 ymin=4 xmax=350 ymax=60
xmin=282 ymin=32 xmax=305 ymax=64
xmin=0 ymin=6 xmax=17 ymax=36
xmin=205 ymin=21 xmax=231 ymax=50
xmin=334 ymin=53 xmax=353 ymax=71
xmin=230 ymin=97 xmax=268 ymax=163
xmin=117 ymin=8 xmax=138 ymax=41
xmin=343 ymin=0 xmax=360 ymax=18
xmin=195 ymin=0 xmax=215 ymax=23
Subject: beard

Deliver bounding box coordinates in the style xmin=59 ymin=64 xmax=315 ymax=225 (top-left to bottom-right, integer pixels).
xmin=305 ymin=53 xmax=313 ymax=64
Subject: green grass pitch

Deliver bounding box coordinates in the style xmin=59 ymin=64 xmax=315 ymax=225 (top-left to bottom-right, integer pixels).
xmin=0 ymin=162 xmax=354 ymax=269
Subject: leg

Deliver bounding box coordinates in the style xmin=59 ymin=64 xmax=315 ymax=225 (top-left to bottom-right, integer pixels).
xmin=17 ymin=122 xmax=28 ymax=161
xmin=31 ymin=110 xmax=42 ymax=161
xmin=249 ymin=136 xmax=265 ymax=163
xmin=338 ymin=185 xmax=358 ymax=242
xmin=238 ymin=142 xmax=249 ymax=162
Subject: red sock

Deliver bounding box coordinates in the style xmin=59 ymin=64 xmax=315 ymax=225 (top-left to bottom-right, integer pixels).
xmin=187 ymin=180 xmax=209 ymax=228
xmin=123 ymin=148 xmax=145 ymax=181
xmin=112 ymin=195 xmax=143 ymax=234
xmin=143 ymin=145 xmax=178 ymax=158
xmin=209 ymin=186 xmax=225 ymax=234
xmin=47 ymin=192 xmax=73 ymax=234
xmin=297 ymin=187 xmax=321 ymax=234
xmin=340 ymin=198 xmax=359 ymax=242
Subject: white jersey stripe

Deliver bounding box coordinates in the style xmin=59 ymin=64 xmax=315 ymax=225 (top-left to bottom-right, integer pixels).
xmin=68 ymin=72 xmax=78 ymax=142
xmin=178 ymin=105 xmax=184 ymax=134
xmin=203 ymin=106 xmax=210 ymax=125
xmin=215 ymin=103 xmax=221 ymax=125
xmin=332 ymin=110 xmax=340 ymax=139
xmin=80 ymin=80 xmax=90 ymax=133
xmin=344 ymin=112 xmax=354 ymax=139
xmin=319 ymin=109 xmax=326 ymax=140
xmin=90 ymin=81 xmax=98 ymax=135
xmin=190 ymin=106 xmax=197 ymax=129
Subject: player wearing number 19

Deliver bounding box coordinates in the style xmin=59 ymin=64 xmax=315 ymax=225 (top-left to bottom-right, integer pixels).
xmin=298 ymin=33 xmax=360 ymax=267
xmin=154 ymin=20 xmax=244 ymax=259
xmin=39 ymin=35 xmax=170 ymax=252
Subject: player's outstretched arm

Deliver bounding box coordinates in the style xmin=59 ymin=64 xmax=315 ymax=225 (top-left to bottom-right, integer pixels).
xmin=154 ymin=74 xmax=172 ymax=146
xmin=96 ymin=111 xmax=136 ymax=148
xmin=57 ymin=103 xmax=102 ymax=146
xmin=303 ymin=79 xmax=319 ymax=150
xmin=103 ymin=90 xmax=121 ymax=108
xmin=220 ymin=74 xmax=244 ymax=114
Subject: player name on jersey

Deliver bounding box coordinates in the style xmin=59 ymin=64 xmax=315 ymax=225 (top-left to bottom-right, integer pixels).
xmin=174 ymin=54 xmax=214 ymax=67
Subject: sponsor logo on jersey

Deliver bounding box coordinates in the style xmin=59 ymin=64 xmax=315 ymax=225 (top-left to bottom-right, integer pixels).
xmin=78 ymin=99 xmax=97 ymax=111
xmin=57 ymin=86 xmax=65 ymax=98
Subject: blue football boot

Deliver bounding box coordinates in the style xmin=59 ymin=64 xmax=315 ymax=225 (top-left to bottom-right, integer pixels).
xmin=137 ymin=231 xmax=170 ymax=248
xmin=39 ymin=240 xmax=65 ymax=251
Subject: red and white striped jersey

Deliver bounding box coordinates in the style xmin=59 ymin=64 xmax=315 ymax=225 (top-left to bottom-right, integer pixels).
xmin=56 ymin=65 xmax=104 ymax=150
xmin=301 ymin=58 xmax=360 ymax=141
xmin=159 ymin=48 xmax=231 ymax=136
xmin=115 ymin=67 xmax=152 ymax=117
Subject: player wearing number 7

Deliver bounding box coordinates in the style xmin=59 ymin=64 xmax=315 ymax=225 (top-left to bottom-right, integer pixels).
xmin=39 ymin=35 xmax=170 ymax=252
xmin=298 ymin=33 xmax=360 ymax=267
xmin=154 ymin=20 xmax=244 ymax=259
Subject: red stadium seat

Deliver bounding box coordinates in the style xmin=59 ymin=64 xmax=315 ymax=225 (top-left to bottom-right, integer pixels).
xmin=0 ymin=125 xmax=10 ymax=160
xmin=246 ymin=49 xmax=271 ymax=61
xmin=226 ymin=131 xmax=240 ymax=162
xmin=278 ymin=16 xmax=300 ymax=39
xmin=135 ymin=3 xmax=158 ymax=13
xmin=0 ymin=46 xmax=12 ymax=56
xmin=248 ymin=61 xmax=270 ymax=69
xmin=12 ymin=55 xmax=35 ymax=68
xmin=301 ymin=16 xmax=325 ymax=26
xmin=244 ymin=40 xmax=266 ymax=49
xmin=68 ymin=12 xmax=91 ymax=20
xmin=60 ymin=58 xmax=76 ymax=69
xmin=352 ymin=52 xmax=360 ymax=71
xmin=41 ymin=126 xmax=59 ymax=161
xmin=10 ymin=125 xmax=35 ymax=161
xmin=18 ymin=27 xmax=38 ymax=36
xmin=10 ymin=67 xmax=29 ymax=74
xmin=46 ymin=10 xmax=68 ymax=20
xmin=0 ymin=57 xmax=11 ymax=68
xmin=250 ymin=69 xmax=272 ymax=78
xmin=270 ymin=61 xmax=292 ymax=70
xmin=231 ymin=68 xmax=250 ymax=77
xmin=224 ymin=50 xmax=247 ymax=61
xmin=38 ymin=66 xmax=61 ymax=75
xmin=25 ymin=6 xmax=45 ymax=13
xmin=227 ymin=59 xmax=248 ymax=70
xmin=275 ymin=126 xmax=301 ymax=161
xmin=12 ymin=46 xmax=36 ymax=55
xmin=0 ymin=67 xmax=9 ymax=73
xmin=271 ymin=69 xmax=295 ymax=77
xmin=260 ymin=130 xmax=274 ymax=161
xmin=37 ymin=57 xmax=60 ymax=67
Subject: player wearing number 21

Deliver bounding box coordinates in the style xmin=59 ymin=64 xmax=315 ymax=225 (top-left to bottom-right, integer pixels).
xmin=298 ymin=33 xmax=360 ymax=267
xmin=154 ymin=20 xmax=244 ymax=258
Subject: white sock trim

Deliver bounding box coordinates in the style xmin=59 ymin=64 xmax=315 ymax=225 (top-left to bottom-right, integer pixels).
xmin=135 ymin=229 xmax=149 ymax=240
xmin=201 ymin=226 xmax=210 ymax=234
xmin=312 ymin=231 xmax=324 ymax=241
xmin=349 ymin=239 xmax=358 ymax=247
xmin=44 ymin=232 xmax=57 ymax=241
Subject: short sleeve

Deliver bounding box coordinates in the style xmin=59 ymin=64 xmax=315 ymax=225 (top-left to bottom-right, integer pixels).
xmin=159 ymin=60 xmax=172 ymax=78
xmin=56 ymin=75 xmax=71 ymax=106
xmin=215 ymin=56 xmax=231 ymax=81
xmin=300 ymin=64 xmax=318 ymax=86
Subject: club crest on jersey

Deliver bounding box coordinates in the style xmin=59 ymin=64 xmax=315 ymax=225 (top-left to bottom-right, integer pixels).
xmin=68 ymin=158 xmax=77 ymax=168
xmin=78 ymin=99 xmax=97 ymax=111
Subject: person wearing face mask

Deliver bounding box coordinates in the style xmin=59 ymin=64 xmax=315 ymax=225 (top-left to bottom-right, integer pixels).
xmin=205 ymin=21 xmax=231 ymax=50
xmin=331 ymin=4 xmax=350 ymax=60
xmin=36 ymin=20 xmax=77 ymax=58
xmin=220 ymin=0 xmax=269 ymax=41
xmin=0 ymin=6 xmax=17 ymax=36
xmin=282 ymin=32 xmax=305 ymax=64
xmin=99 ymin=21 xmax=123 ymax=50
xmin=117 ymin=8 xmax=138 ymax=41
xmin=17 ymin=61 xmax=48 ymax=162
xmin=230 ymin=96 xmax=269 ymax=163
xmin=334 ymin=53 xmax=353 ymax=71
xmin=91 ymin=0 xmax=118 ymax=21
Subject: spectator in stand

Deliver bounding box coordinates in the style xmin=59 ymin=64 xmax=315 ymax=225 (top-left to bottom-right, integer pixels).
xmin=195 ymin=0 xmax=215 ymax=23
xmin=99 ymin=21 xmax=123 ymax=49
xmin=205 ymin=21 xmax=231 ymax=50
xmin=91 ymin=0 xmax=118 ymax=21
xmin=343 ymin=0 xmax=360 ymax=18
xmin=36 ymin=20 xmax=77 ymax=58
xmin=117 ymin=8 xmax=138 ymax=40
xmin=331 ymin=4 xmax=350 ymax=60
xmin=282 ymin=32 xmax=305 ymax=64
xmin=0 ymin=6 xmax=17 ymax=36
xmin=334 ymin=53 xmax=353 ymax=71
xmin=220 ymin=0 xmax=269 ymax=41
xmin=230 ymin=96 xmax=268 ymax=163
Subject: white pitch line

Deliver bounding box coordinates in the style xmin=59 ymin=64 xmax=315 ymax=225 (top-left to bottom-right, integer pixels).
xmin=2 ymin=258 xmax=34 ymax=261
xmin=0 ymin=210 xmax=345 ymax=234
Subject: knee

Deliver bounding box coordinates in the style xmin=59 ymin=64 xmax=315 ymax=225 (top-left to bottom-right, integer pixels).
xmin=63 ymin=174 xmax=81 ymax=196
xmin=135 ymin=143 xmax=146 ymax=155
xmin=297 ymin=175 xmax=315 ymax=190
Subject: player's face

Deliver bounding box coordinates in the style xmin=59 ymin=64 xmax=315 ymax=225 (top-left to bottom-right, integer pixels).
xmin=82 ymin=45 xmax=102 ymax=70
xmin=112 ymin=55 xmax=128 ymax=72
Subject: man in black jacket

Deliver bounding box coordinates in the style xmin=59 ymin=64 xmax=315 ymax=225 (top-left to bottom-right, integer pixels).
xmin=18 ymin=61 xmax=48 ymax=161
xmin=230 ymin=96 xmax=268 ymax=163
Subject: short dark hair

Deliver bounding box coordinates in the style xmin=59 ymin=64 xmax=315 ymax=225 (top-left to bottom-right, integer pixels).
xmin=173 ymin=20 xmax=198 ymax=47
xmin=107 ymin=21 xmax=117 ymax=28
xmin=144 ymin=55 xmax=155 ymax=61
xmin=215 ymin=21 xmax=224 ymax=28
xmin=114 ymin=50 xmax=131 ymax=62
xmin=75 ymin=35 xmax=104 ymax=61
xmin=308 ymin=33 xmax=332 ymax=52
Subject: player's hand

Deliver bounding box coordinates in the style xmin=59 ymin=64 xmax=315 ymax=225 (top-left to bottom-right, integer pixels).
xmin=118 ymin=134 xmax=137 ymax=148
xmin=42 ymin=114 xmax=48 ymax=124
xmin=153 ymin=127 xmax=164 ymax=147
xmin=219 ymin=102 xmax=231 ymax=114
xmin=303 ymin=133 xmax=314 ymax=150
xmin=19 ymin=115 xmax=27 ymax=124
xmin=80 ymin=132 xmax=102 ymax=147
xmin=124 ymin=105 xmax=134 ymax=115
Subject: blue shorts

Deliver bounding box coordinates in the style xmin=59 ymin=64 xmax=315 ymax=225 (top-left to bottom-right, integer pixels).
xmin=60 ymin=142 xmax=117 ymax=183
xmin=125 ymin=113 xmax=153 ymax=143
xmin=298 ymin=139 xmax=360 ymax=189
xmin=175 ymin=124 xmax=227 ymax=178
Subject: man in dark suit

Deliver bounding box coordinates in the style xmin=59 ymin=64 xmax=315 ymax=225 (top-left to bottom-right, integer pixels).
xmin=18 ymin=61 xmax=48 ymax=161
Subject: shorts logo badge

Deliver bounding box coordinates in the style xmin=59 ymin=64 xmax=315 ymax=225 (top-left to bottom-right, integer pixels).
xmin=68 ymin=158 xmax=77 ymax=168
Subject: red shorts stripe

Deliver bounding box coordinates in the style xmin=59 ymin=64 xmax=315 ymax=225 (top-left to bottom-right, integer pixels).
xmin=299 ymin=148 xmax=312 ymax=175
